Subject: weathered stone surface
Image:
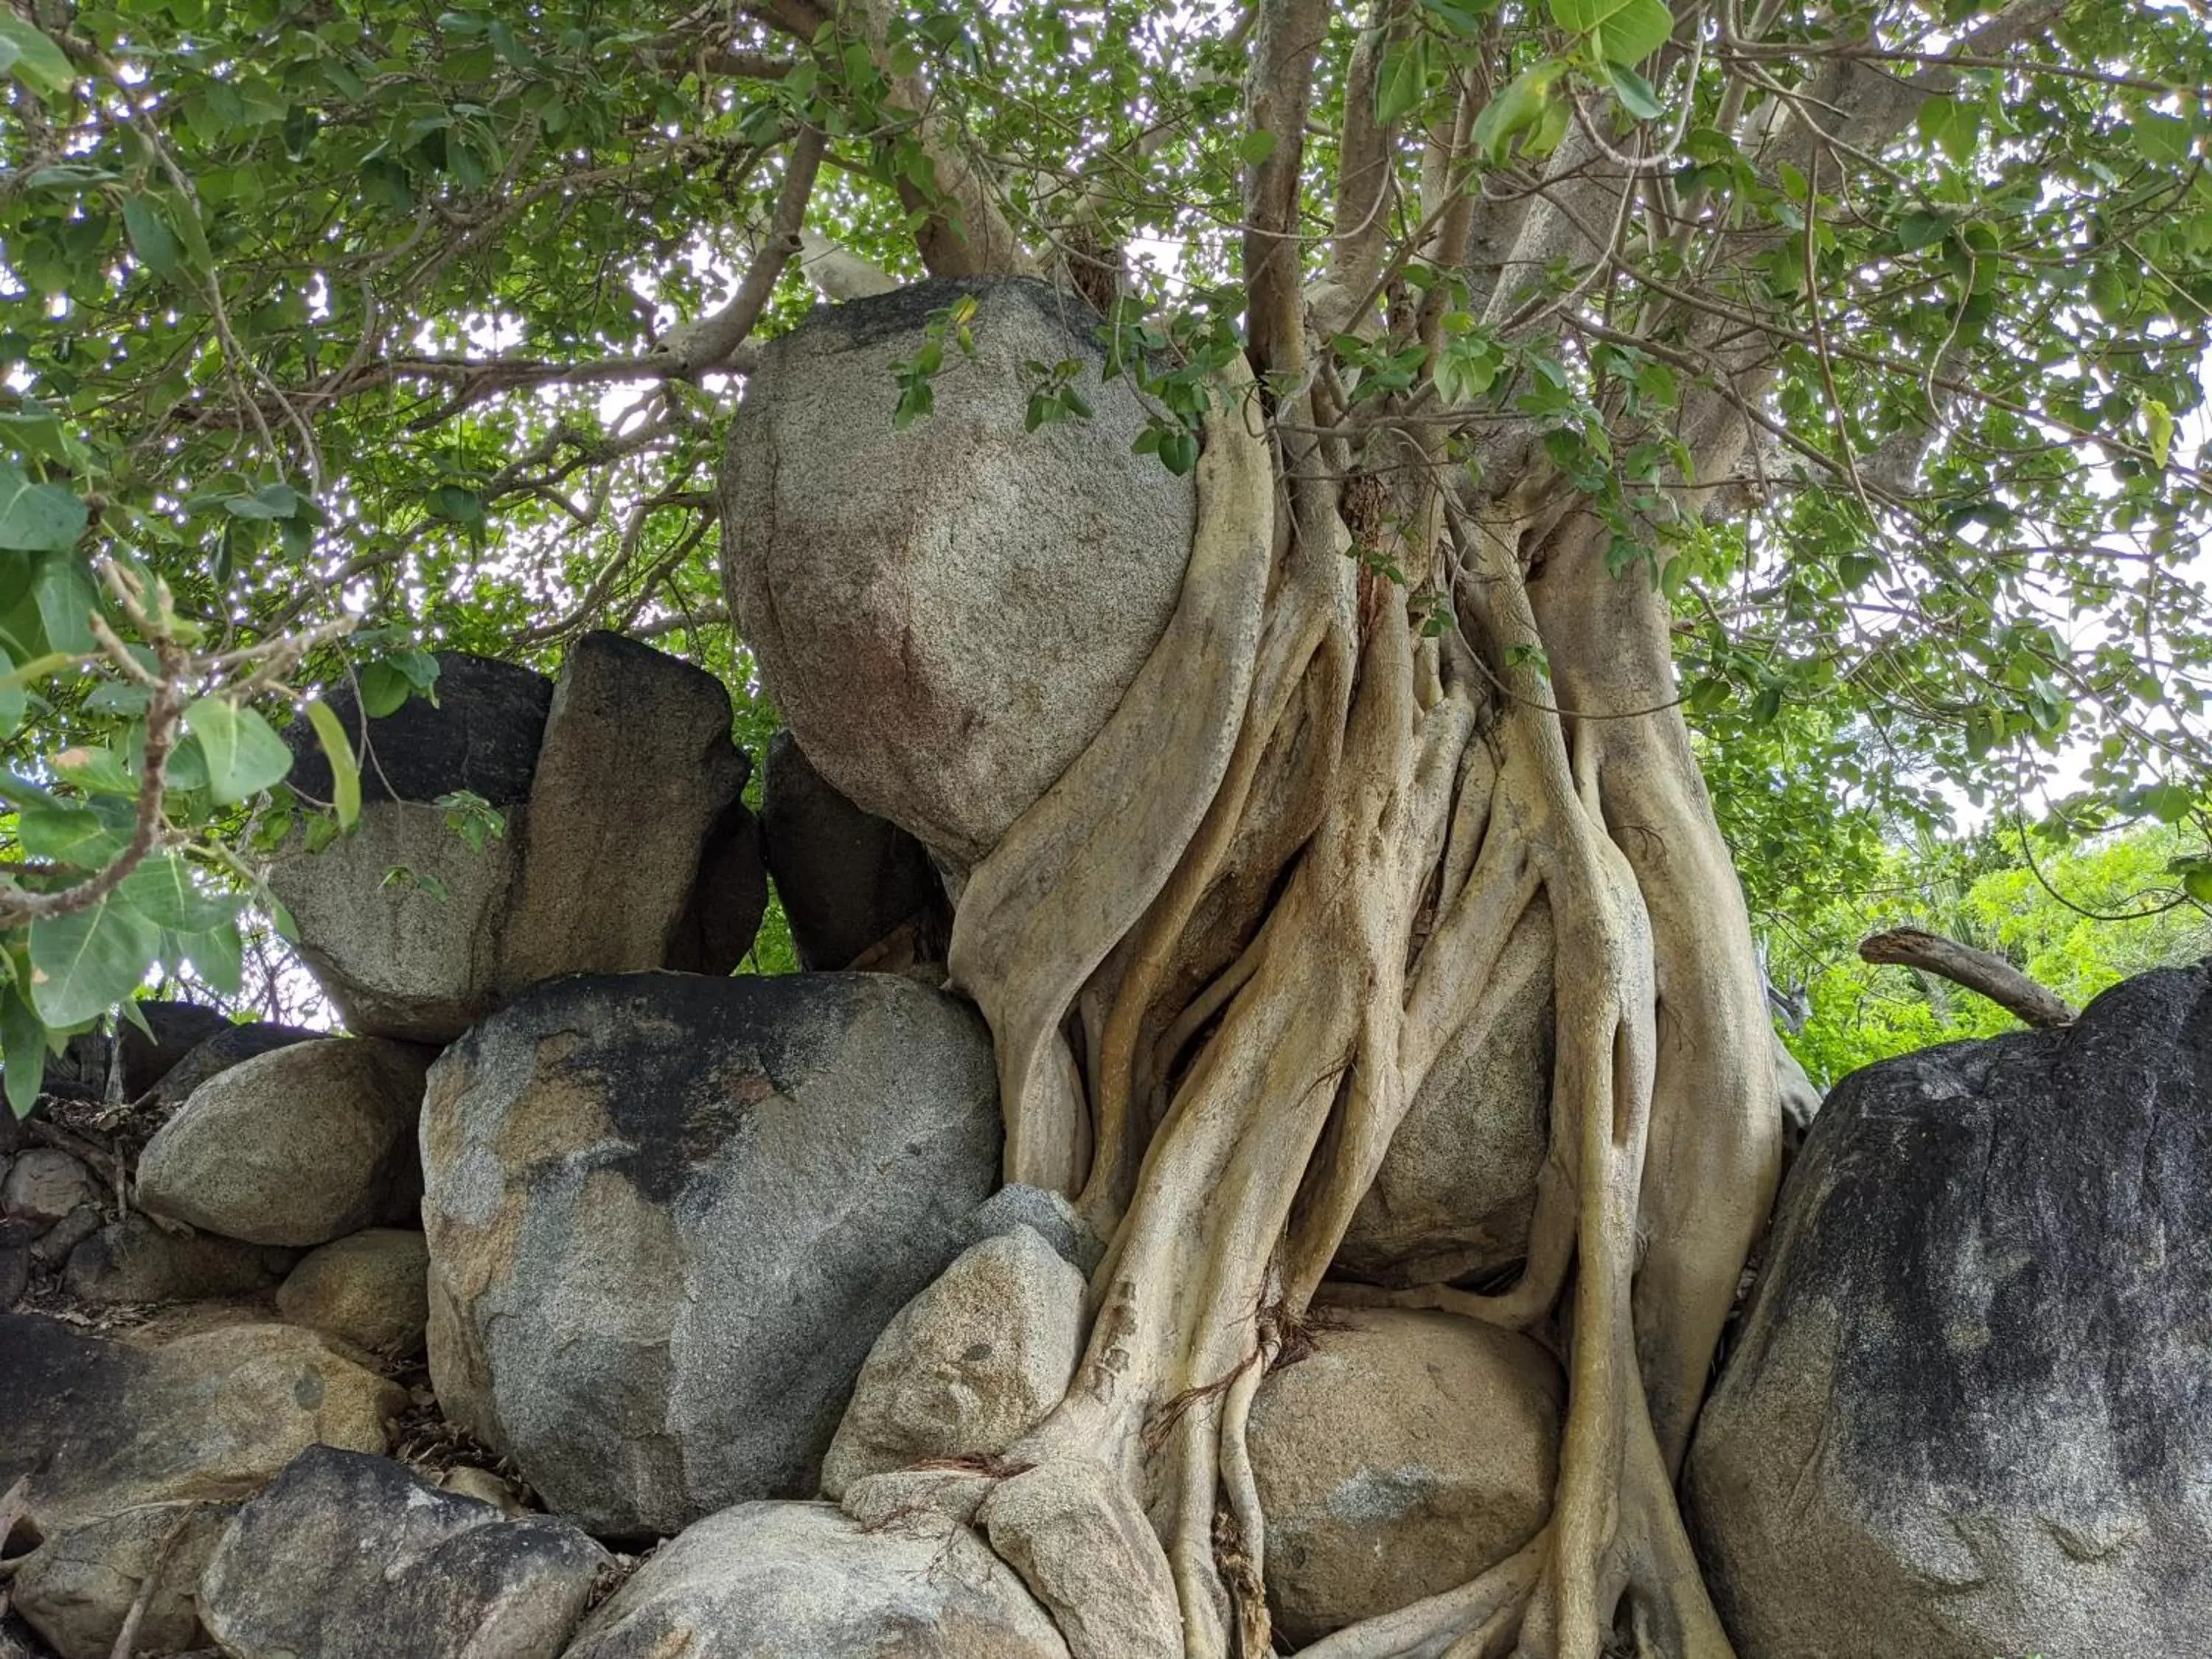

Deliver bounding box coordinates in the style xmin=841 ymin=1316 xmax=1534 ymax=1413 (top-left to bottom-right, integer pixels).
xmin=136 ymin=1037 xmax=431 ymax=1248
xmin=1248 ymin=1308 xmax=1561 ymax=1646
xmin=274 ymin=653 xmax=552 ymax=1040
xmin=666 ymin=799 xmax=769 ymax=976
xmin=9 ymin=1500 xmax=234 ymax=1659
xmin=1 ymin=1148 xmax=97 ymax=1228
xmin=1338 ymin=903 xmax=1554 ymax=1285
xmin=722 ymin=278 xmax=1196 ymax=864
xmin=960 ymin=1181 xmax=1106 ymax=1275
xmin=759 ymin=729 xmax=948 ymax=970
xmin=422 ymin=971 xmax=1002 ymax=1537
xmin=978 ymin=1458 xmax=1182 ymax=1659
xmin=142 ymin=1021 xmax=319 ymax=1114
xmin=0 ymin=1314 xmax=402 ymax=1531
xmin=276 ymin=1227 xmax=429 ymax=1355
xmin=821 ymin=1227 xmax=1083 ymax=1499
xmin=563 ymin=1500 xmax=1068 ymax=1659
xmin=270 ymin=801 xmax=523 ymax=1043
xmin=63 ymin=1215 xmax=294 ymax=1305
xmin=1686 ymin=964 xmax=2212 ymax=1659
xmin=201 ymin=1445 xmax=609 ymax=1659
xmin=498 ymin=631 xmax=747 ymax=989
xmin=285 ymin=651 xmax=552 ymax=810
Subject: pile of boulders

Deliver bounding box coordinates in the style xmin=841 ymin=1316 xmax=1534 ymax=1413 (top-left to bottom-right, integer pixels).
xmin=6 ymin=280 xmax=2209 ymax=1659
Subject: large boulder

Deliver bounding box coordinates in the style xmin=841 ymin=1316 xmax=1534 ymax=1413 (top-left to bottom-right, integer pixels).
xmin=274 ymin=641 xmax=765 ymax=1041
xmin=561 ymin=1500 xmax=1068 ymax=1659
xmin=273 ymin=653 xmax=552 ymax=1042
xmin=1338 ymin=905 xmax=1554 ymax=1285
xmin=496 ymin=630 xmax=752 ymax=988
xmin=135 ymin=1036 xmax=431 ymax=1248
xmin=721 ymin=277 xmax=1197 ymax=865
xmin=759 ymin=729 xmax=948 ymax=970
xmin=275 ymin=1227 xmax=430 ymax=1356
xmin=9 ymin=1500 xmax=235 ymax=1659
xmin=1686 ymin=963 xmax=2212 ymax=1659
xmin=199 ymin=1445 xmax=610 ymax=1659
xmin=0 ymin=1313 xmax=403 ymax=1532
xmin=1248 ymin=1308 xmax=1561 ymax=1646
xmin=422 ymin=972 xmax=1003 ymax=1537
xmin=821 ymin=1225 xmax=1084 ymax=1499
xmin=139 ymin=1020 xmax=320 ymax=1114
xmin=286 ymin=651 xmax=552 ymax=810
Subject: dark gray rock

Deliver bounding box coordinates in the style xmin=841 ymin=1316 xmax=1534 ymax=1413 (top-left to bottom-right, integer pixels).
xmin=285 ymin=651 xmax=553 ymax=810
xmin=63 ymin=1215 xmax=295 ymax=1304
xmin=759 ymin=730 xmax=948 ymax=970
xmin=41 ymin=1001 xmax=232 ymax=1106
xmin=422 ymin=971 xmax=1002 ymax=1538
xmin=141 ymin=1021 xmax=320 ymax=1114
xmin=0 ymin=1313 xmax=403 ymax=1532
xmin=200 ymin=1444 xmax=609 ymax=1659
xmin=666 ymin=797 xmax=770 ymax=976
xmin=496 ymin=631 xmax=748 ymax=990
xmin=136 ymin=1037 xmax=431 ymax=1248
xmin=10 ymin=1500 xmax=234 ymax=1659
xmin=722 ymin=277 xmax=1196 ymax=864
xmin=1686 ymin=962 xmax=2212 ymax=1659
xmin=29 ymin=1205 xmax=100 ymax=1268
xmin=560 ymin=1500 xmax=1067 ymax=1659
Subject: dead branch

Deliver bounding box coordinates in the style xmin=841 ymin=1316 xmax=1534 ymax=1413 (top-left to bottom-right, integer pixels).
xmin=1859 ymin=927 xmax=2077 ymax=1029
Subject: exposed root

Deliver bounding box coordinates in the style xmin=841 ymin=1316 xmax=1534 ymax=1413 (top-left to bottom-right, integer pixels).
xmin=866 ymin=397 xmax=1773 ymax=1659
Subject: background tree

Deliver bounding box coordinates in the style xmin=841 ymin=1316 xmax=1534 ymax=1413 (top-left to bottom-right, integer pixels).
xmin=3 ymin=0 xmax=2211 ymax=1653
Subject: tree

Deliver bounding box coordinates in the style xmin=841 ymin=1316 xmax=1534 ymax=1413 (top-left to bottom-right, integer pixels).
xmin=4 ymin=0 xmax=2211 ymax=1653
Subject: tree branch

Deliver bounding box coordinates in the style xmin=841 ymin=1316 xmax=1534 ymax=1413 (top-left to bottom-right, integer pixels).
xmin=648 ymin=125 xmax=827 ymax=377
xmin=1244 ymin=0 xmax=1330 ymax=386
xmin=1858 ymin=927 xmax=2077 ymax=1029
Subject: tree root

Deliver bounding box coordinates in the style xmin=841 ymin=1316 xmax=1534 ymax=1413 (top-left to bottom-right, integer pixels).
xmin=852 ymin=415 xmax=1773 ymax=1659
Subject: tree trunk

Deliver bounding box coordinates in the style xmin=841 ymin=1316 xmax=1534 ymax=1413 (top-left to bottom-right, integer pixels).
xmin=844 ymin=383 xmax=1781 ymax=1659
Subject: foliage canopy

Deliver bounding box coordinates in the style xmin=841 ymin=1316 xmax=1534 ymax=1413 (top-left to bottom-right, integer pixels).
xmin=1 ymin=0 xmax=2210 ymax=1104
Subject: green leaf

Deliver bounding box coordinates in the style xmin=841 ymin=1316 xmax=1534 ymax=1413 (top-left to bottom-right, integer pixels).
xmin=32 ymin=553 xmax=97 ymax=654
xmin=0 ymin=15 xmax=73 ymax=96
xmin=29 ymin=893 xmax=162 ymax=1028
xmin=184 ymin=698 xmax=294 ymax=804
xmin=1606 ymin=63 xmax=1663 ymax=121
xmin=1896 ymin=210 xmax=1952 ymax=252
xmin=305 ymin=698 xmax=361 ymax=828
xmin=1 ymin=983 xmax=50 ymax=1118
xmin=1471 ymin=60 xmax=1566 ymax=164
xmin=119 ymin=854 xmax=241 ymax=933
xmin=52 ymin=746 xmax=137 ymax=796
xmin=0 ymin=644 xmax=23 ymax=739
xmin=357 ymin=660 xmax=411 ymax=717
xmin=122 ymin=195 xmax=184 ymax=279
xmin=15 ymin=801 xmax=125 ymax=866
xmin=1547 ymin=0 xmax=1672 ymax=64
xmin=0 ymin=461 xmax=87 ymax=553
xmin=1376 ymin=35 xmax=1428 ymax=127
xmin=2144 ymin=397 xmax=2174 ymax=470
xmin=179 ymin=918 xmax=243 ymax=996
xmin=1236 ymin=128 xmax=1278 ymax=167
